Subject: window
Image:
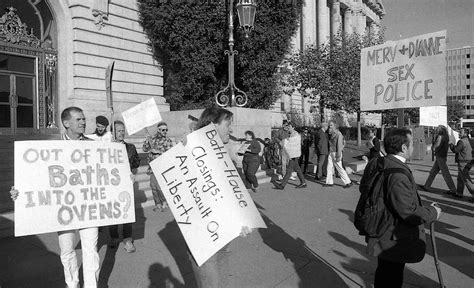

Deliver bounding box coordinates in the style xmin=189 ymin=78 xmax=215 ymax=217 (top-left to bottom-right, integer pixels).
xmin=468 ymin=64 xmax=471 ymax=69
xmin=468 ymin=54 xmax=471 ymax=58
xmin=468 ymin=85 xmax=471 ymax=90
xmin=468 ymin=75 xmax=471 ymax=79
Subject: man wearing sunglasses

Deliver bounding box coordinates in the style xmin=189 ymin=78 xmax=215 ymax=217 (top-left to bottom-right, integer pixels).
xmin=143 ymin=121 xmax=174 ymax=212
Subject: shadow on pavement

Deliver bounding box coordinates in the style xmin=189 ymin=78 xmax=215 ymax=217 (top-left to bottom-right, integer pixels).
xmin=0 ymin=217 xmax=64 ymax=287
xmin=148 ymin=262 xmax=184 ymax=288
xmin=328 ymin=231 xmax=440 ymax=288
xmin=258 ymin=213 xmax=351 ymax=288
xmin=158 ymin=221 xmax=197 ymax=287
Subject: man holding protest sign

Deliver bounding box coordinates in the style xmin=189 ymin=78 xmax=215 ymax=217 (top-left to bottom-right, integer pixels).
xmin=109 ymin=120 xmax=140 ymax=253
xmin=87 ymin=115 xmax=113 ymax=142
xmin=11 ymin=106 xmax=100 ymax=288
xmin=143 ymin=121 xmax=174 ymax=212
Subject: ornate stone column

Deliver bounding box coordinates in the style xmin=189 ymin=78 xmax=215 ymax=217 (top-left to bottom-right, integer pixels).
xmin=317 ymin=0 xmax=329 ymax=45
xmin=331 ymin=0 xmax=342 ymax=36
xmin=355 ymin=10 xmax=367 ymax=35
xmin=344 ymin=8 xmax=353 ymax=34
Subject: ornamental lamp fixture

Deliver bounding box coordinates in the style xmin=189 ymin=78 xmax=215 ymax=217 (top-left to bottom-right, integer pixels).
xmin=236 ymin=0 xmax=257 ymax=38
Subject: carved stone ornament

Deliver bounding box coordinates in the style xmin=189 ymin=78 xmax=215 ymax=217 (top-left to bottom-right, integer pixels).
xmin=0 ymin=7 xmax=41 ymax=48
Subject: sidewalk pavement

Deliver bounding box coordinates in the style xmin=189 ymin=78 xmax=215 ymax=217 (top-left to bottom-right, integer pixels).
xmin=0 ymin=153 xmax=473 ymax=288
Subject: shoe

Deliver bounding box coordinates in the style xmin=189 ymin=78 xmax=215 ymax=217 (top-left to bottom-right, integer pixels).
xmin=109 ymin=238 xmax=120 ymax=249
xmin=161 ymin=202 xmax=169 ymax=212
xmin=274 ymin=183 xmax=285 ymax=190
xmin=289 ymin=176 xmax=297 ymax=181
xmin=343 ymin=182 xmax=353 ymax=189
xmin=322 ymin=184 xmax=334 ymax=187
xmin=277 ymin=175 xmax=283 ymax=180
xmin=153 ymin=204 xmax=162 ymax=212
xmin=296 ymin=183 xmax=307 ymax=189
xmin=452 ymin=194 xmax=463 ymax=199
xmin=251 ymin=186 xmax=259 ymax=193
xmin=444 ymin=190 xmax=456 ymax=196
xmin=123 ymin=240 xmax=136 ymax=253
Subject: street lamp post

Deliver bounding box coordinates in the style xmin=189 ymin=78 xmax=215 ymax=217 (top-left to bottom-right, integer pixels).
xmin=215 ymin=0 xmax=257 ymax=107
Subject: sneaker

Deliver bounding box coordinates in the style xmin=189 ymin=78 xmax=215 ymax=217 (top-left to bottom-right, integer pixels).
xmin=322 ymin=184 xmax=334 ymax=187
xmin=277 ymin=175 xmax=283 ymax=180
xmin=109 ymin=238 xmax=120 ymax=249
xmin=274 ymin=183 xmax=285 ymax=190
xmin=153 ymin=204 xmax=162 ymax=212
xmin=251 ymin=186 xmax=259 ymax=193
xmin=123 ymin=240 xmax=136 ymax=253
xmin=161 ymin=202 xmax=169 ymax=212
xmin=289 ymin=176 xmax=297 ymax=181
xmin=343 ymin=182 xmax=353 ymax=189
xmin=296 ymin=183 xmax=307 ymax=189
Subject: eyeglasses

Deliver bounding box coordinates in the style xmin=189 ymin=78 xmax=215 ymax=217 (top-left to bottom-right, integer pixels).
xmin=159 ymin=128 xmax=168 ymax=132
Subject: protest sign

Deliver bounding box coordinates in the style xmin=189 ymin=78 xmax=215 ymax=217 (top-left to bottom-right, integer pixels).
xmin=122 ymin=98 xmax=162 ymax=135
xmin=447 ymin=126 xmax=460 ymax=144
xmin=14 ymin=141 xmax=135 ymax=236
xmin=419 ymin=106 xmax=448 ymax=127
xmin=150 ymin=124 xmax=266 ymax=266
xmin=360 ymin=30 xmax=447 ymax=111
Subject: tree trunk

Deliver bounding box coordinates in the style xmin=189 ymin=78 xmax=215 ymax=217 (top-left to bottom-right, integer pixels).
xmin=357 ymin=112 xmax=361 ymax=146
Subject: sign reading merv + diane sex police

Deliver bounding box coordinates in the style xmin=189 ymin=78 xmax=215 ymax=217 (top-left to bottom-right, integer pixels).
xmin=360 ymin=30 xmax=447 ymax=111
xmin=151 ymin=124 xmax=266 ymax=266
xmin=14 ymin=141 xmax=135 ymax=236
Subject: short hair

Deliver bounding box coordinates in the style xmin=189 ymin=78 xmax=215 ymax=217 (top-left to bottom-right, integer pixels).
xmin=111 ymin=120 xmax=125 ymax=133
xmin=245 ymin=130 xmax=255 ymax=139
xmin=196 ymin=107 xmax=233 ymax=130
xmin=61 ymin=106 xmax=83 ymax=128
xmin=328 ymin=120 xmax=337 ymax=127
xmin=383 ymin=129 xmax=412 ymax=155
xmin=157 ymin=121 xmax=167 ymax=128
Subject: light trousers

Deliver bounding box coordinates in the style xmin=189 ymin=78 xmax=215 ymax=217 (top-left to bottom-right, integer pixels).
xmin=58 ymin=227 xmax=100 ymax=288
xmin=326 ymin=152 xmax=351 ymax=185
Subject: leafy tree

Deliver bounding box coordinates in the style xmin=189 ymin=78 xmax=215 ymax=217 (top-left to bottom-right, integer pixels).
xmin=381 ymin=108 xmax=419 ymax=127
xmin=284 ymin=29 xmax=385 ymax=116
xmin=138 ymin=0 xmax=302 ymax=110
xmin=447 ymin=99 xmax=465 ymax=123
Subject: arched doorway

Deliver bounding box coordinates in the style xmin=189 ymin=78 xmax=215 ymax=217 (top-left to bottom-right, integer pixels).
xmin=0 ymin=1 xmax=58 ymax=135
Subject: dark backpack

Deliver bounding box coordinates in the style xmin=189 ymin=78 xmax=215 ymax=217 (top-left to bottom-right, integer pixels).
xmin=354 ymin=157 xmax=411 ymax=238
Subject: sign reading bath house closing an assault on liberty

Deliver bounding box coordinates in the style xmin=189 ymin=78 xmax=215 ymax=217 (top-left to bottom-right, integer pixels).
xmin=360 ymin=30 xmax=447 ymax=111
xmin=151 ymin=124 xmax=267 ymax=266
xmin=14 ymin=141 xmax=135 ymax=237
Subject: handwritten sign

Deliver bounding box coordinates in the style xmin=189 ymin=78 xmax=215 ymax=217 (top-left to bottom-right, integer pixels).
xmin=419 ymin=106 xmax=447 ymax=127
xmin=360 ymin=30 xmax=447 ymax=111
xmin=122 ymin=98 xmax=162 ymax=135
xmin=447 ymin=126 xmax=460 ymax=144
xmin=14 ymin=141 xmax=135 ymax=236
xmin=151 ymin=124 xmax=266 ymax=266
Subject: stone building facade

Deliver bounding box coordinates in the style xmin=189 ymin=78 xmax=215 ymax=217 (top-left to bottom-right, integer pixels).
xmin=271 ymin=0 xmax=386 ymax=126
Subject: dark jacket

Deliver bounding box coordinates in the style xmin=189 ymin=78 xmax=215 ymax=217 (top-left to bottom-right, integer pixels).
xmin=451 ymin=136 xmax=472 ymax=163
xmin=123 ymin=141 xmax=140 ymax=170
xmin=315 ymin=129 xmax=329 ymax=155
xmin=434 ymin=134 xmax=449 ymax=158
xmin=243 ymin=139 xmax=261 ymax=163
xmin=368 ymin=137 xmax=381 ymax=159
xmin=366 ymin=155 xmax=437 ymax=263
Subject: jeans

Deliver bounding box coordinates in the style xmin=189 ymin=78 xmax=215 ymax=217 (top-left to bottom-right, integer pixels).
xmin=456 ymin=162 xmax=474 ymax=196
xmin=424 ymin=156 xmax=456 ymax=192
xmin=58 ymin=227 xmax=100 ymax=288
xmin=150 ymin=173 xmax=166 ymax=205
xmin=242 ymin=160 xmax=260 ymax=189
xmin=280 ymin=157 xmax=305 ymax=187
xmin=374 ymin=258 xmax=405 ymax=288
xmin=189 ymin=246 xmax=229 ymax=288
xmin=109 ymin=223 xmax=133 ymax=241
xmin=326 ymin=152 xmax=351 ymax=185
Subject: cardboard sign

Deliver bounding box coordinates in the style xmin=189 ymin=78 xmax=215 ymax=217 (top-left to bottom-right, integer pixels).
xmin=14 ymin=141 xmax=135 ymax=236
xmin=447 ymin=126 xmax=460 ymax=144
xmin=419 ymin=106 xmax=448 ymax=127
xmin=122 ymin=98 xmax=162 ymax=135
xmin=360 ymin=31 xmax=447 ymax=111
xmin=151 ymin=124 xmax=266 ymax=266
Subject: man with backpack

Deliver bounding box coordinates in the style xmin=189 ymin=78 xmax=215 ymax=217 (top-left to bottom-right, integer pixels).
xmin=356 ymin=129 xmax=442 ymax=288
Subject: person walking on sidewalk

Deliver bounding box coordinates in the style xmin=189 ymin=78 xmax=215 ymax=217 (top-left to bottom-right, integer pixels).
xmin=421 ymin=125 xmax=456 ymax=194
xmin=11 ymin=107 xmax=100 ymax=288
xmin=242 ymin=130 xmax=262 ymax=192
xmin=324 ymin=121 xmax=352 ymax=188
xmin=367 ymin=128 xmax=383 ymax=159
xmin=143 ymin=121 xmax=174 ymax=212
xmin=274 ymin=123 xmax=307 ymax=190
xmin=314 ymin=122 xmax=329 ymax=181
xmin=275 ymin=120 xmax=295 ymax=180
xmin=109 ymin=120 xmax=140 ymax=253
xmin=449 ymin=128 xmax=473 ymax=199
xmin=299 ymin=127 xmax=312 ymax=174
xmin=363 ymin=129 xmax=441 ymax=288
